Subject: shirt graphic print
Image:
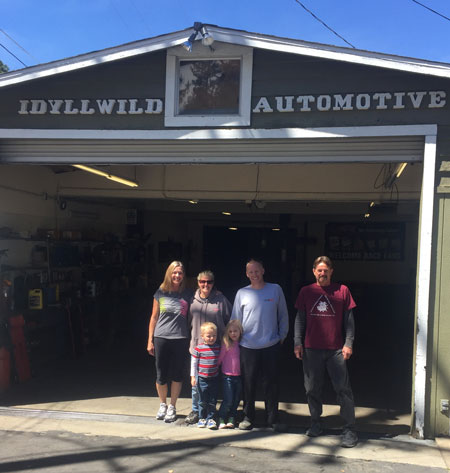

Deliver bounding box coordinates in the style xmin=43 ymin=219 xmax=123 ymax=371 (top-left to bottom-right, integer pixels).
xmin=311 ymin=294 xmax=336 ymax=317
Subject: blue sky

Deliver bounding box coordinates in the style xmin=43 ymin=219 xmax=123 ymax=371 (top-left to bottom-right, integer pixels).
xmin=1 ymin=0 xmax=450 ymax=71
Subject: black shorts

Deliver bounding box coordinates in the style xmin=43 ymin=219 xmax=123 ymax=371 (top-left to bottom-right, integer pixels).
xmin=153 ymin=337 xmax=189 ymax=385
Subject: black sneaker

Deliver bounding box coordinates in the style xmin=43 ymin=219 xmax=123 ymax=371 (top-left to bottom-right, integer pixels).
xmin=306 ymin=422 xmax=323 ymax=437
xmin=185 ymin=411 xmax=199 ymax=425
xmin=341 ymin=429 xmax=358 ymax=448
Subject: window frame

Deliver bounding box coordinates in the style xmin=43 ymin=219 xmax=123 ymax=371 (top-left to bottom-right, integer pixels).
xmin=165 ymin=43 xmax=253 ymax=127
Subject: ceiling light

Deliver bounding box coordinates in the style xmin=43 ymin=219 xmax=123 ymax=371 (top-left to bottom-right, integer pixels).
xmin=396 ymin=162 xmax=408 ymax=178
xmin=364 ymin=213 xmax=370 ymax=218
xmin=272 ymin=228 xmax=281 ymax=231
xmin=369 ymin=201 xmax=375 ymax=208
xmin=188 ymin=200 xmax=198 ymax=204
xmin=72 ymin=164 xmax=138 ymax=187
xmin=229 ymin=227 xmax=238 ymax=231
xmin=222 ymin=211 xmax=232 ymax=216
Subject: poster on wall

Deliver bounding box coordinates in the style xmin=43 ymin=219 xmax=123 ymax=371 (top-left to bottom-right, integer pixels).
xmin=325 ymin=222 xmax=404 ymax=261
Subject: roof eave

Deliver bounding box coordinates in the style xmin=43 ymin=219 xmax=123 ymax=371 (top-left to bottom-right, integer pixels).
xmin=1 ymin=24 xmax=450 ymax=88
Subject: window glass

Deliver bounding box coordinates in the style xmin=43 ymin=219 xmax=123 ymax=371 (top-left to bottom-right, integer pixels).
xmin=178 ymin=59 xmax=240 ymax=115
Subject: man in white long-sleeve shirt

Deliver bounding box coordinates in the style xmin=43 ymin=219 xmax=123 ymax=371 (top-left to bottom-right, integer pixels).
xmin=231 ymin=259 xmax=289 ymax=431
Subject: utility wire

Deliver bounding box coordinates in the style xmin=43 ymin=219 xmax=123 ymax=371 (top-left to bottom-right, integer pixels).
xmin=293 ymin=0 xmax=356 ymax=48
xmin=0 ymin=29 xmax=37 ymax=61
xmin=0 ymin=42 xmax=27 ymax=67
xmin=411 ymin=0 xmax=450 ymax=22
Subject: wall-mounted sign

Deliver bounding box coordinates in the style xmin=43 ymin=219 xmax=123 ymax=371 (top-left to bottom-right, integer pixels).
xmin=325 ymin=222 xmax=405 ymax=261
xmin=16 ymin=90 xmax=446 ymax=117
xmin=17 ymin=98 xmax=163 ymax=115
xmin=253 ymin=90 xmax=446 ymax=113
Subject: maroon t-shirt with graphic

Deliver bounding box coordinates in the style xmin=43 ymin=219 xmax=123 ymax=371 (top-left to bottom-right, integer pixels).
xmin=295 ymin=282 xmax=356 ymax=350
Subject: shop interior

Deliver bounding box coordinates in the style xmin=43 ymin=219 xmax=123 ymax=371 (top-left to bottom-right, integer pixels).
xmin=0 ymin=160 xmax=422 ymax=430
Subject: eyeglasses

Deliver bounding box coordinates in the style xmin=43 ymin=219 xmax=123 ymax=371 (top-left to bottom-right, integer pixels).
xmin=199 ymin=280 xmax=214 ymax=284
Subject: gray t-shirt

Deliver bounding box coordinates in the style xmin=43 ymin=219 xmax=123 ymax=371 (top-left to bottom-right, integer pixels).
xmin=153 ymin=288 xmax=191 ymax=339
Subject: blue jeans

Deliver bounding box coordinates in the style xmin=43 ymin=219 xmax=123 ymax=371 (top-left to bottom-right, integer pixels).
xmin=197 ymin=376 xmax=219 ymax=420
xmin=218 ymin=375 xmax=242 ymax=421
xmin=191 ymin=385 xmax=200 ymax=413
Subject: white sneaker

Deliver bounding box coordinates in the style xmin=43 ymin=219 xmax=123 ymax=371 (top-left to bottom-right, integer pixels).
xmin=164 ymin=404 xmax=176 ymax=423
xmin=156 ymin=402 xmax=167 ymax=420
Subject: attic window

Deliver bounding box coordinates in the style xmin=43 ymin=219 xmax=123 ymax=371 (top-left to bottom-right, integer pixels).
xmin=165 ymin=43 xmax=253 ymax=127
xmin=178 ymin=59 xmax=240 ymax=115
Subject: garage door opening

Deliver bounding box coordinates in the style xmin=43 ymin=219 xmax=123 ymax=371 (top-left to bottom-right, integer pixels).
xmin=0 ymin=160 xmax=423 ymax=433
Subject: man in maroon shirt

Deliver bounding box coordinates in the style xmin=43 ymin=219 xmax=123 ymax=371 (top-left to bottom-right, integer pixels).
xmin=294 ymin=256 xmax=358 ymax=448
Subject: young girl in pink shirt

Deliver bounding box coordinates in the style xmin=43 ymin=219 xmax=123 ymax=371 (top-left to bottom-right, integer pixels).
xmin=217 ymin=319 xmax=243 ymax=429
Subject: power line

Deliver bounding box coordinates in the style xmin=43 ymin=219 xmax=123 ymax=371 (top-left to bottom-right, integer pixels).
xmin=293 ymin=0 xmax=356 ymax=49
xmin=0 ymin=29 xmax=37 ymax=61
xmin=411 ymin=0 xmax=450 ymax=22
xmin=0 ymin=42 xmax=27 ymax=67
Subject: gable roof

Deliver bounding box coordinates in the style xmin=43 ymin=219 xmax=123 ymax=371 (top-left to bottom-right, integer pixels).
xmin=1 ymin=24 xmax=450 ymax=88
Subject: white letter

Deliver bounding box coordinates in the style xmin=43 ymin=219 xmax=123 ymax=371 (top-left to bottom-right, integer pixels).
xmin=356 ymin=94 xmax=371 ymax=110
xmin=64 ymin=100 xmax=79 ymax=114
xmin=373 ymin=93 xmax=392 ymax=110
xmin=30 ymin=100 xmax=47 ymax=114
xmin=317 ymin=95 xmax=331 ymax=111
xmin=145 ymin=99 xmax=163 ymax=114
xmin=128 ymin=99 xmax=143 ymax=114
xmin=429 ymin=91 xmax=446 ymax=108
xmin=333 ymin=94 xmax=354 ymax=111
xmin=296 ymin=95 xmax=315 ymax=111
xmin=80 ymin=99 xmax=95 ymax=114
xmin=48 ymin=99 xmax=64 ymax=114
xmin=97 ymin=99 xmax=116 ymax=114
xmin=393 ymin=92 xmax=405 ymax=109
xmin=275 ymin=96 xmax=294 ymax=112
xmin=116 ymin=99 xmax=128 ymax=115
xmin=408 ymin=91 xmax=426 ymax=109
xmin=18 ymin=100 xmax=29 ymax=114
xmin=253 ymin=97 xmax=273 ymax=113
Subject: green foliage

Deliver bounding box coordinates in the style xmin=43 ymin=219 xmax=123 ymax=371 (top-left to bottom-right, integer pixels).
xmin=0 ymin=60 xmax=10 ymax=74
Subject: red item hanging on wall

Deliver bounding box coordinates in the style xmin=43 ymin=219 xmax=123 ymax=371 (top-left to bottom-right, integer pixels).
xmin=0 ymin=346 xmax=11 ymax=392
xmin=8 ymin=315 xmax=31 ymax=383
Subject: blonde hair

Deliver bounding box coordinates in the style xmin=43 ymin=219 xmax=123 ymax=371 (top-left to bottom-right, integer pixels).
xmin=201 ymin=321 xmax=217 ymax=335
xmin=160 ymin=261 xmax=186 ymax=292
xmin=223 ymin=319 xmax=243 ymax=349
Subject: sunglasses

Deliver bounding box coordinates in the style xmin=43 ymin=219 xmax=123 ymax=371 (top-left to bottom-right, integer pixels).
xmin=199 ymin=280 xmax=214 ymax=284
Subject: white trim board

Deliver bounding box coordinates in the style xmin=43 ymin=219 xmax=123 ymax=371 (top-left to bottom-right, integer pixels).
xmin=0 ymin=125 xmax=438 ymax=140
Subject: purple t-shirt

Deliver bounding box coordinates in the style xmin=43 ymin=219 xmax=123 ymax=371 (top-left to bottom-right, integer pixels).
xmin=295 ymin=282 xmax=356 ymax=350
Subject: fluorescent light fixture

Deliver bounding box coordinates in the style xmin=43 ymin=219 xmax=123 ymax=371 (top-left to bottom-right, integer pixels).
xmin=73 ymin=164 xmax=138 ymax=187
xmin=369 ymin=201 xmax=375 ymax=208
xmin=364 ymin=213 xmax=370 ymax=218
xmin=229 ymin=227 xmax=238 ymax=231
xmin=272 ymin=228 xmax=281 ymax=231
xmin=188 ymin=200 xmax=198 ymax=204
xmin=222 ymin=211 xmax=232 ymax=216
xmin=396 ymin=162 xmax=408 ymax=178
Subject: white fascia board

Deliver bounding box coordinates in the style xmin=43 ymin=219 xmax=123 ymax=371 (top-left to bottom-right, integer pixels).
xmin=2 ymin=26 xmax=450 ymax=88
xmin=207 ymin=27 xmax=450 ymax=79
xmin=0 ymin=31 xmax=190 ymax=88
xmin=0 ymin=125 xmax=438 ymax=140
